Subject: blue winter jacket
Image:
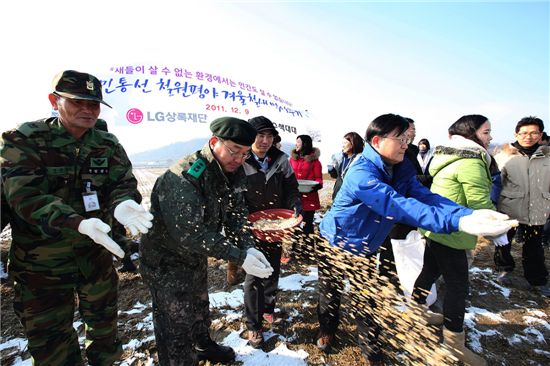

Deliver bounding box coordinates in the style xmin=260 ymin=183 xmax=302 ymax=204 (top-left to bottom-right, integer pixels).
xmin=319 ymin=143 xmax=474 ymax=255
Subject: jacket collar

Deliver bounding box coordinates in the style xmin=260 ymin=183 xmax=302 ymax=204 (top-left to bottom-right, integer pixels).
xmin=363 ymin=143 xmax=392 ymax=176
xmin=362 ymin=142 xmax=417 ymax=182
xmin=49 ymin=117 xmax=101 ymax=148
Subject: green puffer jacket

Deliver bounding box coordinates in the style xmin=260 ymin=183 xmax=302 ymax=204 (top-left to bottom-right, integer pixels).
xmin=140 ymin=143 xmax=254 ymax=276
xmin=422 ymin=137 xmax=494 ymax=250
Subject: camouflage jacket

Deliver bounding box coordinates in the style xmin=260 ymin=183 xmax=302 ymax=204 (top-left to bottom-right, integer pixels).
xmin=0 ymin=117 xmax=141 ymax=283
xmin=140 ymin=143 xmax=254 ymax=274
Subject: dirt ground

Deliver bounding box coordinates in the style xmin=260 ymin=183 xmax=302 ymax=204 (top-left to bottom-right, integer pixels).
xmin=1 ymin=174 xmax=549 ymax=365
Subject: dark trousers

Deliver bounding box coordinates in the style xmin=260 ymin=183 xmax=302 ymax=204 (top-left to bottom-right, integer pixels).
xmin=494 ymin=224 xmax=548 ymax=286
xmin=543 ymin=216 xmax=550 ymax=245
xmin=244 ymin=241 xmax=282 ymax=331
xmin=142 ymin=257 xmax=211 ymax=366
xmin=412 ymin=238 xmax=469 ymax=332
xmin=302 ymin=210 xmax=315 ymax=236
xmin=293 ymin=210 xmax=316 ymax=259
xmin=13 ymin=266 xmax=121 ymax=366
xmin=317 ymin=242 xmax=383 ymax=362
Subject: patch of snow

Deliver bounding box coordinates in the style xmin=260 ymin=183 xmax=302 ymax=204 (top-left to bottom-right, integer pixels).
xmin=219 ymin=309 xmax=242 ymax=322
xmin=7 ymin=357 xmax=31 ymax=366
xmin=0 ymin=338 xmax=28 ymax=352
xmin=467 ymin=329 xmax=500 ymax=353
xmin=466 ymin=306 xmax=508 ymax=323
xmin=123 ymin=335 xmax=156 ymax=350
xmin=534 ymin=348 xmax=550 ymax=357
xmin=523 ymin=316 xmax=550 ymax=331
xmin=469 ymin=267 xmax=492 ymax=274
xmin=489 ymin=280 xmax=511 ymax=298
xmin=0 ymin=261 xmax=8 ymax=279
xmin=508 ymin=327 xmax=547 ymax=345
xmin=122 ymin=301 xmax=148 ymax=315
xmin=287 ymin=308 xmax=300 ymax=322
xmin=522 ymin=327 xmax=546 ymax=344
xmin=526 ymin=309 xmax=547 ymax=318
xmin=221 ymin=328 xmax=309 ymax=366
xmin=209 ymin=288 xmax=244 ymax=308
xmin=135 ymin=312 xmax=154 ymax=331
xmin=279 ymin=267 xmax=317 ymax=291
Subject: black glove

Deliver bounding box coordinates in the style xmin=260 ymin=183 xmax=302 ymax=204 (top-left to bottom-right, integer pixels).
xmin=293 ymin=202 xmax=303 ymax=217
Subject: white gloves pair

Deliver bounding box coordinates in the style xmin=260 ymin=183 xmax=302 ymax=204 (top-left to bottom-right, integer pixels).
xmin=78 ymin=200 xmax=154 ymax=258
xmin=241 ymin=248 xmax=274 ymax=278
xmin=458 ymin=209 xmax=518 ymax=237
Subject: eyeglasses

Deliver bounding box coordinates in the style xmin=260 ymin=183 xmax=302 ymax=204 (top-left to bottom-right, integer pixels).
xmin=517 ymin=132 xmax=541 ymax=138
xmin=384 ymin=135 xmax=409 ymax=145
xmin=219 ymin=139 xmax=251 ymax=160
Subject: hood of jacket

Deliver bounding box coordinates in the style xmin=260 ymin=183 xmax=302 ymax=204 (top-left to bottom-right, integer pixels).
xmin=429 ymin=135 xmax=490 ymax=178
xmin=290 ymin=147 xmax=321 ymax=161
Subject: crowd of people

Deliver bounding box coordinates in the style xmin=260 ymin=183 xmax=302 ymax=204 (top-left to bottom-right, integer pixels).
xmin=0 ymin=69 xmax=548 ymax=366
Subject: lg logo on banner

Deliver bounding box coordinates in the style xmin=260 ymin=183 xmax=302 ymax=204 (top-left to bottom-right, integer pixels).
xmin=126 ymin=108 xmax=144 ymax=124
xmin=125 ymin=109 xmax=208 ymax=124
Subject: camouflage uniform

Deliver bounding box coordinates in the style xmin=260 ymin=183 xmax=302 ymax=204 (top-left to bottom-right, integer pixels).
xmin=0 ymin=117 xmax=141 ymax=366
xmin=140 ymin=143 xmax=254 ymax=366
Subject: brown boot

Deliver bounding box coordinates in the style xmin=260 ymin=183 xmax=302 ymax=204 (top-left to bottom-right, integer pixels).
xmin=227 ymin=261 xmax=244 ymax=286
xmin=443 ymin=328 xmax=487 ymax=366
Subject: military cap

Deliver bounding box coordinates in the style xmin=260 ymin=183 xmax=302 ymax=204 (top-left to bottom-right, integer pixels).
xmin=248 ymin=116 xmax=279 ymax=136
xmin=52 ymin=70 xmax=112 ymax=108
xmin=210 ymin=117 xmax=257 ymax=146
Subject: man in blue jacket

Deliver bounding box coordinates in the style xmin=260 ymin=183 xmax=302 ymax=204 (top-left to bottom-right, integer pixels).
xmin=316 ymin=113 xmax=515 ymax=365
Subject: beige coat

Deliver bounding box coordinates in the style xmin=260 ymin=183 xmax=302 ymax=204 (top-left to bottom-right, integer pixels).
xmin=495 ymin=144 xmax=550 ymax=225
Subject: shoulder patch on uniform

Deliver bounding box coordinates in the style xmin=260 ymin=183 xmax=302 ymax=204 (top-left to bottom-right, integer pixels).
xmin=187 ymin=158 xmax=207 ymax=179
xmin=16 ymin=121 xmax=49 ymax=137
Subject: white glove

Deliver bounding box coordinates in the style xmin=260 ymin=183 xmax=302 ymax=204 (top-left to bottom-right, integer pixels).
xmin=492 ymin=233 xmax=509 ymax=247
xmin=78 ymin=218 xmax=125 ymax=258
xmin=458 ymin=209 xmax=518 ymax=237
xmin=241 ymin=248 xmax=274 ymax=278
xmin=114 ymin=200 xmax=154 ymax=236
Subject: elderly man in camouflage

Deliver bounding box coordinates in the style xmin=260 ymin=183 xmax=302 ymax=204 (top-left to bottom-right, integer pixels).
xmin=139 ymin=117 xmax=274 ymax=365
xmin=0 ymin=70 xmax=153 ymax=366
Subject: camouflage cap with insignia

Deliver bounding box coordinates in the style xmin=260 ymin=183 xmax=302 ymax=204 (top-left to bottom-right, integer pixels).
xmin=210 ymin=117 xmax=257 ymax=146
xmin=52 ymin=70 xmax=112 ymax=108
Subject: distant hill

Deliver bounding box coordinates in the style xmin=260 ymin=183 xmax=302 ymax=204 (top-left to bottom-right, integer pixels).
xmin=130 ymin=139 xmax=296 ymax=167
xmin=130 ymin=139 xmax=204 ymax=167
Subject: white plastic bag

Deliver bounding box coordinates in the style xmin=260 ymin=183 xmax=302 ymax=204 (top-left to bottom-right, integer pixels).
xmin=391 ymin=230 xmax=437 ymax=306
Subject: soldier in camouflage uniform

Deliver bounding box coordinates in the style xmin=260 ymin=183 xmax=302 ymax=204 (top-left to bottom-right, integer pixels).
xmin=0 ymin=70 xmax=153 ymax=366
xmin=140 ymin=117 xmax=274 ymax=365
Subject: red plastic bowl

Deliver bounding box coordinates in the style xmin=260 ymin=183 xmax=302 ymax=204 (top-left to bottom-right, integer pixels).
xmin=248 ymin=208 xmax=303 ymax=242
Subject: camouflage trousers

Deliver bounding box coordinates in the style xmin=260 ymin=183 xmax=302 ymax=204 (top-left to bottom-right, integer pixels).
xmin=140 ymin=257 xmax=211 ymax=366
xmin=13 ymin=265 xmax=121 ymax=366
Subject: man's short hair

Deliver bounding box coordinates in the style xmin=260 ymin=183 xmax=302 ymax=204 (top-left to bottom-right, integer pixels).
xmin=515 ymin=116 xmax=544 ymax=133
xmin=365 ymin=114 xmax=409 ymax=143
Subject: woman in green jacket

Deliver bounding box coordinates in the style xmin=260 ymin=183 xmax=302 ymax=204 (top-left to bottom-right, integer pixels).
xmin=412 ymin=115 xmax=496 ymax=366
